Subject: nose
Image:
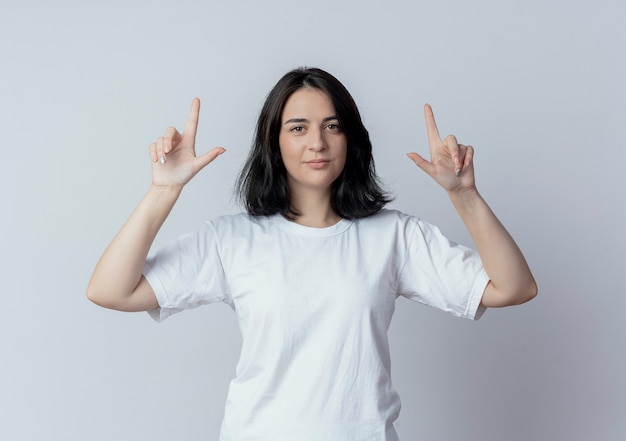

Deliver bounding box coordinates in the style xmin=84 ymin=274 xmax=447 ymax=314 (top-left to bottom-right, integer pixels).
xmin=308 ymin=128 xmax=327 ymax=152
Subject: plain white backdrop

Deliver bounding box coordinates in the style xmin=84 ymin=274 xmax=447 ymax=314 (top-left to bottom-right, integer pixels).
xmin=1 ymin=0 xmax=624 ymax=440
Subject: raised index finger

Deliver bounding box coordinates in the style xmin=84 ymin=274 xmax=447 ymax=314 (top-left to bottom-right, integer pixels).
xmin=183 ymin=97 xmax=201 ymax=139
xmin=424 ymin=103 xmax=441 ymax=145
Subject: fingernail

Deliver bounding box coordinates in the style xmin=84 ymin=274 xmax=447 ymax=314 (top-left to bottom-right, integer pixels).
xmin=159 ymin=155 xmax=166 ymax=164
xmin=455 ymin=168 xmax=461 ymax=177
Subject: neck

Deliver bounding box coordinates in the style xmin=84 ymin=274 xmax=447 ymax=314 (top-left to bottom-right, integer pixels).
xmin=288 ymin=188 xmax=340 ymax=228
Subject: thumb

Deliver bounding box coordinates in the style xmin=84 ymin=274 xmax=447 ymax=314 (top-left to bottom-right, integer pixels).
xmin=407 ymin=152 xmax=435 ymax=176
xmin=194 ymin=147 xmax=226 ymax=172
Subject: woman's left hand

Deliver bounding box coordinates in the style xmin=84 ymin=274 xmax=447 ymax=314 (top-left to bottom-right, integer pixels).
xmin=407 ymin=104 xmax=476 ymax=193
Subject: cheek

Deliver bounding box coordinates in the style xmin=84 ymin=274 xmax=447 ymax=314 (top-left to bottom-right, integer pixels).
xmin=278 ymin=136 xmax=293 ymax=162
xmin=279 ymin=145 xmax=297 ymax=167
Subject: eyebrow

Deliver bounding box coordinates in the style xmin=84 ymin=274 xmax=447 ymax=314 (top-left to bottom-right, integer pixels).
xmin=283 ymin=115 xmax=339 ymax=125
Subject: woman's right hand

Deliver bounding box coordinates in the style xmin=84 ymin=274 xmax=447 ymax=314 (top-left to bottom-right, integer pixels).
xmin=88 ymin=98 xmax=225 ymax=311
xmin=149 ymin=98 xmax=226 ymax=188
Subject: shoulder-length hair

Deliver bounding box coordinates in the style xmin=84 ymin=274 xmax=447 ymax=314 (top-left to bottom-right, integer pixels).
xmin=236 ymin=67 xmax=392 ymax=220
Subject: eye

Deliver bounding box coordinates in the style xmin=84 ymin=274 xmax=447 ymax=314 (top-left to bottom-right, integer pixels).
xmin=325 ymin=123 xmax=341 ymax=132
xmin=289 ymin=125 xmax=305 ymax=132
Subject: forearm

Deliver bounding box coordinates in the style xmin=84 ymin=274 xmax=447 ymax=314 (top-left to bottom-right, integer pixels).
xmin=448 ymin=188 xmax=537 ymax=306
xmin=87 ymin=184 xmax=182 ymax=308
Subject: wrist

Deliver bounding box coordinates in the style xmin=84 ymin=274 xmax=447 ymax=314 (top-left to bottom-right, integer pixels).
xmin=447 ymin=186 xmax=480 ymax=203
xmin=149 ymin=183 xmax=184 ymax=195
xmin=146 ymin=184 xmax=184 ymax=209
xmin=447 ymin=187 xmax=492 ymax=227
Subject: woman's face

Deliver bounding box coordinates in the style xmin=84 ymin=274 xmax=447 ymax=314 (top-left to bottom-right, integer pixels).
xmin=278 ymin=87 xmax=347 ymax=196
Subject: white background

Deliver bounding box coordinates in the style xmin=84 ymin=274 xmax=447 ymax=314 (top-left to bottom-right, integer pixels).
xmin=1 ymin=0 xmax=624 ymax=440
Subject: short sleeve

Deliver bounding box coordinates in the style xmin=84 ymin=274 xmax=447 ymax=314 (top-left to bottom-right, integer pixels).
xmin=143 ymin=221 xmax=230 ymax=322
xmin=397 ymin=218 xmax=489 ymax=320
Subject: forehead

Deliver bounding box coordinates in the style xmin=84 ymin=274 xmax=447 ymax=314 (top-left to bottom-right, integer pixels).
xmin=281 ymin=88 xmax=336 ymax=120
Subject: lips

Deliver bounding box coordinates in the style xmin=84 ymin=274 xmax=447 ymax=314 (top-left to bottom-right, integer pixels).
xmin=305 ymin=159 xmax=331 ymax=169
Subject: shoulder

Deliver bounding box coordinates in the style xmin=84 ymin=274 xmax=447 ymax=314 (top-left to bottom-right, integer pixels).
xmin=347 ymin=209 xmax=415 ymax=242
xmin=353 ymin=209 xmax=445 ymax=243
xmin=207 ymin=212 xmax=278 ymax=237
xmin=354 ymin=208 xmax=419 ymax=229
xmin=209 ymin=212 xmax=258 ymax=228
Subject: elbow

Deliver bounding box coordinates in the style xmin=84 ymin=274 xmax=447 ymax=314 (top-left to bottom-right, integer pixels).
xmin=529 ymin=280 xmax=539 ymax=301
xmin=86 ymin=282 xmax=117 ymax=310
xmin=484 ymin=278 xmax=538 ymax=308
xmin=86 ymin=283 xmax=106 ymax=307
xmin=86 ymin=278 xmax=154 ymax=312
xmin=513 ymin=280 xmax=538 ymax=306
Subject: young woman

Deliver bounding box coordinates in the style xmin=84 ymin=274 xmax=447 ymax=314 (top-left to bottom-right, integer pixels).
xmin=87 ymin=67 xmax=537 ymax=440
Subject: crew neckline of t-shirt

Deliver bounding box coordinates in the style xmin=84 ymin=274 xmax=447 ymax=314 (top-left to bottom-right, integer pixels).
xmin=272 ymin=214 xmax=353 ymax=237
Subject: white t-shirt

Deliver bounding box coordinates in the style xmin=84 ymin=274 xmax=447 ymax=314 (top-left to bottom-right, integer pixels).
xmin=144 ymin=209 xmax=489 ymax=441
